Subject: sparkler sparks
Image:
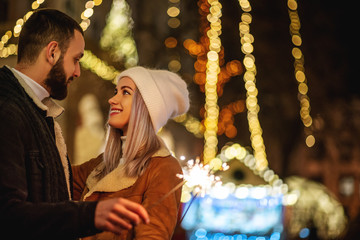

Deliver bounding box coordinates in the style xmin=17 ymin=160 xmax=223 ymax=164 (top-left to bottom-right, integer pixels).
xmin=177 ymin=158 xmax=226 ymax=197
xmin=148 ymin=158 xmax=228 ymax=211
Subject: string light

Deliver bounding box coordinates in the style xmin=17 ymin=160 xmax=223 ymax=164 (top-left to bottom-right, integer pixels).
xmin=80 ymin=50 xmax=119 ymax=83
xmin=184 ymin=1 xmax=244 ymax=145
xmin=216 ymin=99 xmax=245 ymax=138
xmin=80 ymin=0 xmax=103 ymax=31
xmin=1 ymin=0 xmax=104 ymax=58
xmin=184 ymin=1 xmax=243 ymax=96
xmin=286 ymin=177 xmax=347 ymax=239
xmin=165 ymin=0 xmax=182 ymax=72
xmin=238 ymin=0 xmax=268 ymax=172
xmin=0 ymin=1 xmax=42 ymax=58
xmin=203 ymin=0 xmax=222 ymax=164
xmin=287 ymin=0 xmax=315 ymax=147
xmin=173 ymin=113 xmax=204 ymax=138
xmin=218 ymin=143 xmax=289 ymax=197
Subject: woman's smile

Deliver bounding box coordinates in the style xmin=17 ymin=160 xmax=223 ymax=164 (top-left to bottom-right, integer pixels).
xmin=109 ymin=107 xmax=122 ymax=116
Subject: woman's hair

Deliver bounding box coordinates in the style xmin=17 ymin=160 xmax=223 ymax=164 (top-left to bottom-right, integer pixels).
xmin=17 ymin=8 xmax=84 ymax=64
xmin=97 ymin=89 xmax=161 ymax=179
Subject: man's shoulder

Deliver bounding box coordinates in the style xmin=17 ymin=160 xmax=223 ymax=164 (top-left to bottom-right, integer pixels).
xmin=0 ymin=66 xmax=19 ymax=92
xmin=0 ymin=67 xmax=32 ymax=119
xmin=0 ymin=65 xmax=14 ymax=78
xmin=0 ymin=66 xmax=26 ymax=100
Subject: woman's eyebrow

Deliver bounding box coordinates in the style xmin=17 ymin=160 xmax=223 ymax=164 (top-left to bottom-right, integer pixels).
xmin=120 ymin=85 xmax=134 ymax=91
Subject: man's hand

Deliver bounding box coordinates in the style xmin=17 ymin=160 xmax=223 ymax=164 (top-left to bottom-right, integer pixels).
xmin=94 ymin=198 xmax=150 ymax=235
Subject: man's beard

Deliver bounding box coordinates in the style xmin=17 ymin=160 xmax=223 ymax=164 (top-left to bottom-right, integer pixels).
xmin=44 ymin=56 xmax=73 ymax=100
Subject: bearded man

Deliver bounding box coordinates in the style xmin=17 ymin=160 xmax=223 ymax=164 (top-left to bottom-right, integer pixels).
xmin=0 ymin=9 xmax=148 ymax=240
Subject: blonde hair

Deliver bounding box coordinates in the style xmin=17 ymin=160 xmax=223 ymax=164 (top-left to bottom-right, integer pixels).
xmin=97 ymin=90 xmax=161 ymax=179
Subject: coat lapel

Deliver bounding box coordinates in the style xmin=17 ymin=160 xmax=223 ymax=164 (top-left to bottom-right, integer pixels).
xmin=84 ymin=141 xmax=171 ymax=200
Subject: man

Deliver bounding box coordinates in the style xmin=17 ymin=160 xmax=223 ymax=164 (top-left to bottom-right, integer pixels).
xmin=0 ymin=9 xmax=149 ymax=239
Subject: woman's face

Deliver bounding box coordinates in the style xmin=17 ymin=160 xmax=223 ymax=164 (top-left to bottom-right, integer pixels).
xmin=108 ymin=76 xmax=136 ymax=135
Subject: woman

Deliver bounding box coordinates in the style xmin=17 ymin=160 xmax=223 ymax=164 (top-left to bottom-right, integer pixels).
xmin=72 ymin=66 xmax=190 ymax=239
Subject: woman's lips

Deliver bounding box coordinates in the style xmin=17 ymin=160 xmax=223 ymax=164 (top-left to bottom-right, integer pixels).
xmin=110 ymin=108 xmax=122 ymax=116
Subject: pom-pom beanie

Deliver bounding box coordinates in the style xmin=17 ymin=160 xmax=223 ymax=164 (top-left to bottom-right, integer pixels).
xmin=117 ymin=66 xmax=190 ymax=132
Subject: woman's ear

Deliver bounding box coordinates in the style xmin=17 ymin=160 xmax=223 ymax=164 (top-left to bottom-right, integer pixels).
xmin=46 ymin=41 xmax=61 ymax=65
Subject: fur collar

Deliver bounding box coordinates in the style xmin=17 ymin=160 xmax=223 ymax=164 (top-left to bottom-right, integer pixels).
xmin=83 ymin=141 xmax=171 ymax=200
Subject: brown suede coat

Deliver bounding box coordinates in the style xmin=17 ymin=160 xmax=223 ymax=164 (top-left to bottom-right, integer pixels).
xmin=72 ymin=147 xmax=183 ymax=240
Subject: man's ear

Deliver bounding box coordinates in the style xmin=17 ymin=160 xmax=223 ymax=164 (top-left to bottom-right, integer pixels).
xmin=46 ymin=41 xmax=61 ymax=65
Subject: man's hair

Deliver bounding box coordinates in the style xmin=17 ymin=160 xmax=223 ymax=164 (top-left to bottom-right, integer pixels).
xmin=17 ymin=8 xmax=84 ymax=64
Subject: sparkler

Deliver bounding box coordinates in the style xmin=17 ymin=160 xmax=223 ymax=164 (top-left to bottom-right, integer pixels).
xmin=177 ymin=158 xmax=225 ymax=197
xmin=147 ymin=158 xmax=228 ymax=210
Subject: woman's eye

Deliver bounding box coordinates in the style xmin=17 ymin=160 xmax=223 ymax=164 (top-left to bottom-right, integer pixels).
xmin=123 ymin=90 xmax=130 ymax=95
xmin=114 ymin=88 xmax=118 ymax=95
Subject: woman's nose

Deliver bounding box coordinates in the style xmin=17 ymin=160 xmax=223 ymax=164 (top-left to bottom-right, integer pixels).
xmin=108 ymin=96 xmax=116 ymax=105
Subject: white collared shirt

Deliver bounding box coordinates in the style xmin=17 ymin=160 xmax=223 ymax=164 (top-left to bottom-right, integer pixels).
xmin=12 ymin=68 xmax=49 ymax=102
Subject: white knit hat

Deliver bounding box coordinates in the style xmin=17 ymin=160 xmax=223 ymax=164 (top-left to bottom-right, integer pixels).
xmin=117 ymin=66 xmax=190 ymax=132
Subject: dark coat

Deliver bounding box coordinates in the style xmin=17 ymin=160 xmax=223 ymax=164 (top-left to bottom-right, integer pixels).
xmin=0 ymin=66 xmax=99 ymax=239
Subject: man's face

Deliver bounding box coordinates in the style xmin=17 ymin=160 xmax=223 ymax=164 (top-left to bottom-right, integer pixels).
xmin=45 ymin=30 xmax=85 ymax=100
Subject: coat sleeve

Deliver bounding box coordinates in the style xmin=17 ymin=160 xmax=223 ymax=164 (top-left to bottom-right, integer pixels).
xmin=0 ymin=100 xmax=100 ymax=239
xmin=72 ymin=155 xmax=103 ymax=201
xmin=134 ymin=157 xmax=183 ymax=240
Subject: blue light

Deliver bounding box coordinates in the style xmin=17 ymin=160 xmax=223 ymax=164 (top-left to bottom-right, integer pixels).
xmin=235 ymin=234 xmax=247 ymax=240
xmin=299 ymin=228 xmax=310 ymax=238
xmin=188 ymin=231 xmax=284 ymax=240
xmin=195 ymin=228 xmax=208 ymax=238
xmin=213 ymin=233 xmax=225 ymax=240
xmin=270 ymin=232 xmax=280 ymax=240
xmin=181 ymin=193 xmax=284 ymax=235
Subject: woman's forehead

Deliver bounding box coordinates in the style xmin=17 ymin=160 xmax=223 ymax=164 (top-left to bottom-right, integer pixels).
xmin=118 ymin=76 xmax=136 ymax=89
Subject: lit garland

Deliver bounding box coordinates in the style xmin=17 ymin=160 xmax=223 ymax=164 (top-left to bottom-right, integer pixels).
xmin=287 ymin=0 xmax=315 ymax=148
xmin=99 ymin=0 xmax=138 ymax=68
xmin=179 ymin=142 xmax=290 ymax=205
xmin=0 ymin=0 xmax=43 ymax=58
xmin=238 ymin=0 xmax=268 ymax=172
xmin=286 ymin=176 xmax=347 ymax=239
xmin=217 ymin=143 xmax=289 ymax=198
xmin=173 ymin=113 xmax=204 ymax=138
xmin=165 ymin=0 xmax=182 ymax=72
xmin=174 ymin=100 xmax=246 ymax=139
xmin=79 ymin=0 xmax=103 ymax=31
xmin=0 ymin=0 xmax=103 ymax=58
xmin=183 ymin=0 xmax=243 ymax=141
xmin=80 ymin=50 xmax=119 ymax=83
xmin=203 ymin=0 xmax=222 ymax=164
xmin=217 ymin=99 xmax=245 ymax=138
